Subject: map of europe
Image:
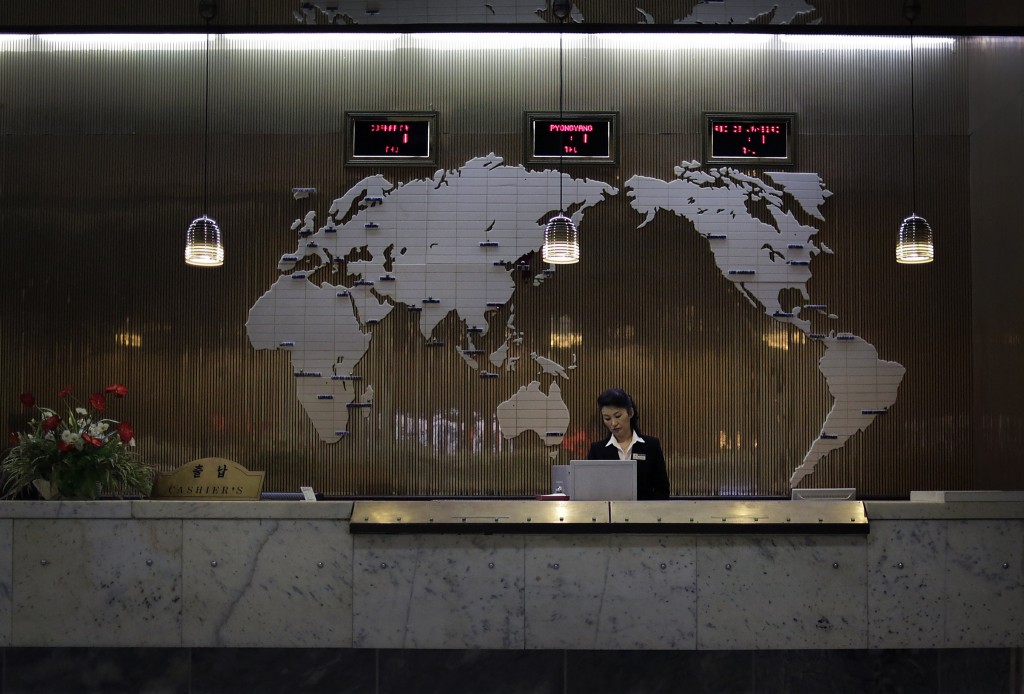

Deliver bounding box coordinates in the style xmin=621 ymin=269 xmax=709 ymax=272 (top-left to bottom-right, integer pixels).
xmin=246 ymin=153 xmax=905 ymax=487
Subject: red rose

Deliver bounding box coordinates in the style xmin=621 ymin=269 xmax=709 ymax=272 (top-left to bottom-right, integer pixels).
xmin=82 ymin=434 xmax=103 ymax=448
xmin=58 ymin=386 xmax=72 ymax=398
xmin=41 ymin=415 xmax=61 ymax=432
xmin=105 ymin=384 xmax=128 ymax=398
xmin=57 ymin=440 xmax=74 ymax=453
xmin=19 ymin=392 xmax=35 ymax=408
xmin=8 ymin=432 xmax=18 ymax=446
xmin=117 ymin=421 xmax=135 ymax=443
xmin=88 ymin=392 xmax=106 ymax=411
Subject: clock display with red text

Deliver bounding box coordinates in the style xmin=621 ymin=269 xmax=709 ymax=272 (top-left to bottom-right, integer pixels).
xmin=345 ymin=112 xmax=437 ymax=166
xmin=526 ymin=112 xmax=619 ymax=165
xmin=704 ymin=113 xmax=796 ymax=166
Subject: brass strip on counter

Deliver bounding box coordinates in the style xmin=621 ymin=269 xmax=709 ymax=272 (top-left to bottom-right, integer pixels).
xmin=611 ymin=500 xmax=869 ymax=533
xmin=350 ymin=500 xmax=869 ymax=534
xmin=350 ymin=500 xmax=610 ymax=533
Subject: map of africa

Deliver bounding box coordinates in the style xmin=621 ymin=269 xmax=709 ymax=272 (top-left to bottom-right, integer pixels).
xmin=247 ymin=152 xmax=904 ymax=487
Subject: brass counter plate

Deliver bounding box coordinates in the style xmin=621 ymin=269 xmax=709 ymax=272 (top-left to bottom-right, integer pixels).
xmin=611 ymin=500 xmax=868 ymax=533
xmin=350 ymin=499 xmax=868 ymax=534
xmin=350 ymin=500 xmax=610 ymax=533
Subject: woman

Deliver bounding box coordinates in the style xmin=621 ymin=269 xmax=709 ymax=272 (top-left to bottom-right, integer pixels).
xmin=586 ymin=388 xmax=670 ymax=500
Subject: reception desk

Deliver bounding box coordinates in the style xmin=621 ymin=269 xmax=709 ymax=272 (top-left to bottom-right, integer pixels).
xmin=0 ymin=499 xmax=1019 ymax=692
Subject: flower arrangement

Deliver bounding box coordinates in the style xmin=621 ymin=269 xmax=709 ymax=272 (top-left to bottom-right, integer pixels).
xmin=3 ymin=385 xmax=153 ymax=500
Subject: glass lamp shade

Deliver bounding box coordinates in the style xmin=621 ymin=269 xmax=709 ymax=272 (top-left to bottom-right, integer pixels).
xmin=542 ymin=214 xmax=579 ymax=264
xmin=896 ymin=214 xmax=934 ymax=264
xmin=185 ymin=215 xmax=224 ymax=267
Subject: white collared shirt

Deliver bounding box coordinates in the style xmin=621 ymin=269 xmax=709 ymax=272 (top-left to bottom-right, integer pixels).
xmin=606 ymin=431 xmax=644 ymax=461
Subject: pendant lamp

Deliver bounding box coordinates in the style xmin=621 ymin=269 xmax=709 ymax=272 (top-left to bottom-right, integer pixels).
xmin=896 ymin=34 xmax=934 ymax=265
xmin=185 ymin=4 xmax=224 ymax=267
xmin=542 ymin=2 xmax=579 ymax=265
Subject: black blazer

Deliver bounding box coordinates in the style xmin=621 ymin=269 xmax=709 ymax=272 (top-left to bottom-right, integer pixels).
xmin=586 ymin=434 xmax=670 ymax=500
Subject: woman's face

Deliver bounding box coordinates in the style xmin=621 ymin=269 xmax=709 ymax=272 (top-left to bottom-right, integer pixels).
xmin=601 ymin=405 xmax=633 ymax=441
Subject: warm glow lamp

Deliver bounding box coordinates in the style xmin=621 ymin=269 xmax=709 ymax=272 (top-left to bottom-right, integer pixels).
xmin=542 ymin=214 xmax=579 ymax=264
xmin=896 ymin=33 xmax=934 ymax=265
xmin=896 ymin=214 xmax=934 ymax=264
xmin=185 ymin=3 xmax=223 ymax=267
xmin=541 ymin=3 xmax=580 ymax=265
xmin=185 ymin=215 xmax=224 ymax=266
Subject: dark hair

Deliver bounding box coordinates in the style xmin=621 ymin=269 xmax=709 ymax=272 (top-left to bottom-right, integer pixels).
xmin=597 ymin=388 xmax=639 ymax=432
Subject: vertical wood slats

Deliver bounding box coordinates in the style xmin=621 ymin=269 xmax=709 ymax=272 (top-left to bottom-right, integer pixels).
xmin=0 ymin=33 xmax=985 ymax=497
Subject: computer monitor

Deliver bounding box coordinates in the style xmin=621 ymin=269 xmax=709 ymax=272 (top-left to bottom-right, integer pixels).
xmin=559 ymin=459 xmax=637 ymax=501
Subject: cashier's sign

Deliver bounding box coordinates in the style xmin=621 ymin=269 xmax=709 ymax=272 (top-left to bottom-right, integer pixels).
xmin=150 ymin=457 xmax=264 ymax=500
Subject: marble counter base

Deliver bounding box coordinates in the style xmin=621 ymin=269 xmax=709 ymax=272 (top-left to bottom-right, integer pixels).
xmin=525 ymin=535 xmax=697 ymax=650
xmin=697 ymin=535 xmax=868 ymax=650
xmin=0 ymin=520 xmax=11 ymax=646
xmin=868 ymin=520 xmax=948 ymax=648
xmin=353 ymin=534 xmax=525 ymax=649
xmin=13 ymin=519 xmax=182 ymax=647
xmin=0 ymin=504 xmax=1019 ymax=650
xmin=184 ymin=519 xmax=353 ymax=647
xmin=944 ymin=519 xmax=1024 ymax=647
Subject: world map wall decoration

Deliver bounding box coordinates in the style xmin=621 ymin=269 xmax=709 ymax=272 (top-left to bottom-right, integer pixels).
xmin=246 ymin=153 xmax=904 ymax=487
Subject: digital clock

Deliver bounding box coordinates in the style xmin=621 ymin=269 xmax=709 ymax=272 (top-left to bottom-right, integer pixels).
xmin=526 ymin=111 xmax=618 ymax=165
xmin=345 ymin=112 xmax=437 ymax=167
xmin=703 ymin=113 xmax=796 ymax=166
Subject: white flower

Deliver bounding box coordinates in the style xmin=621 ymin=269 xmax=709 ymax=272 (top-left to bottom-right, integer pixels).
xmin=61 ymin=430 xmax=80 ymax=447
xmin=88 ymin=423 xmax=105 ymax=437
xmin=75 ymin=408 xmax=88 ymax=416
xmin=44 ymin=432 xmax=55 ymax=442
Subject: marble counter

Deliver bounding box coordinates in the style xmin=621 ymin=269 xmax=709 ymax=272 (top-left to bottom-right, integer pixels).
xmin=0 ymin=499 xmax=1019 ymax=650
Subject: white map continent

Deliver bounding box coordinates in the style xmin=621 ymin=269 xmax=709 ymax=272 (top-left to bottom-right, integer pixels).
xmin=626 ymin=163 xmax=904 ymax=487
xmin=673 ymin=0 xmax=818 ymax=24
xmin=628 ymin=162 xmax=829 ymax=331
xmin=496 ymin=380 xmax=570 ymax=452
xmin=247 ymin=154 xmax=615 ymax=443
xmin=530 ymin=351 xmax=569 ymax=379
xmin=246 ymin=274 xmax=374 ymax=442
xmin=308 ymin=154 xmax=616 ymax=342
xmin=789 ymin=335 xmax=906 ymax=487
xmin=296 ymin=1 xmax=558 ymax=24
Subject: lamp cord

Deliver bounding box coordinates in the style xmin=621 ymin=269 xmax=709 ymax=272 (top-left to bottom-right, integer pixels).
xmin=203 ymin=21 xmax=211 ymax=215
xmin=909 ymin=34 xmax=917 ymax=215
xmin=557 ymin=30 xmax=564 ymax=212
